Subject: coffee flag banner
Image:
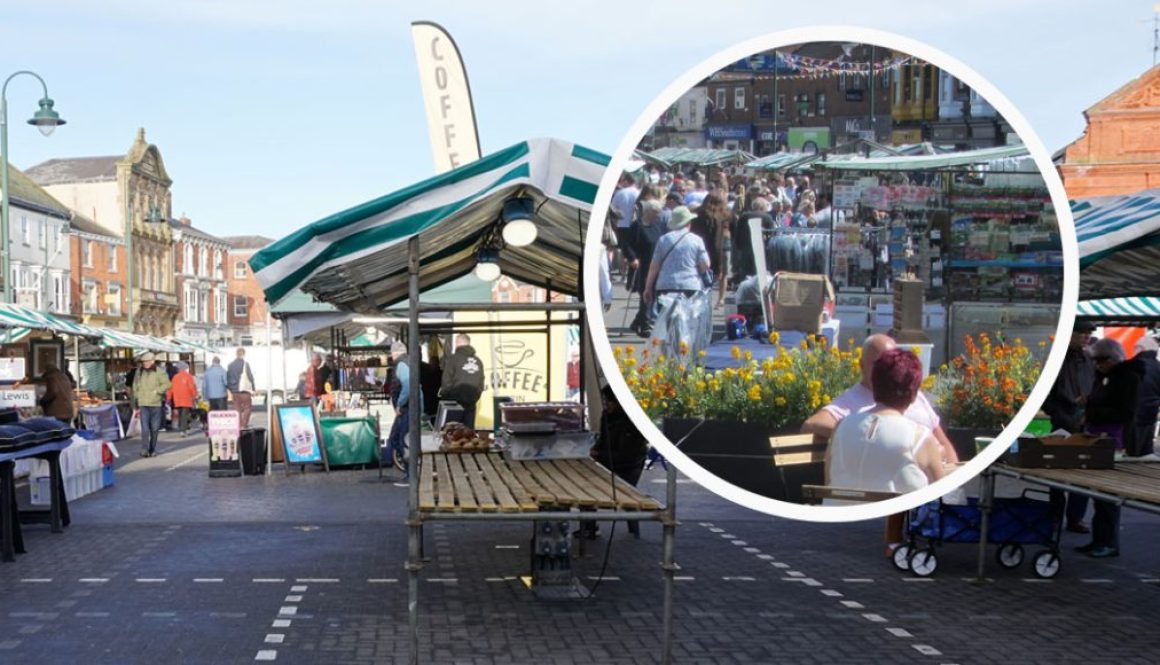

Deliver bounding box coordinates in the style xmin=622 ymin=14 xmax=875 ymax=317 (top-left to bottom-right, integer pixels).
xmin=411 ymin=21 xmax=482 ymax=174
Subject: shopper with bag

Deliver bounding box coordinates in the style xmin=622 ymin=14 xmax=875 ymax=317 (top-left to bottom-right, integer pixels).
xmin=167 ymin=362 xmax=199 ymax=437
xmin=132 ymin=353 xmax=171 ymax=457
xmin=227 ymin=348 xmax=256 ymax=428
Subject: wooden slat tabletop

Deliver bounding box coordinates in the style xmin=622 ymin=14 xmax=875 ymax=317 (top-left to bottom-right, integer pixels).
xmin=1002 ymin=462 xmax=1160 ymax=505
xmin=419 ymin=452 xmax=663 ymax=514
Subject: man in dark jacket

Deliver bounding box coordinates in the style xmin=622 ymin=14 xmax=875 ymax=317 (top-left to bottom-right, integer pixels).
xmin=1041 ymin=321 xmax=1096 ymax=533
xmin=1129 ymin=336 xmax=1160 ymax=458
xmin=226 ymin=348 xmax=256 ymax=428
xmin=585 ymin=384 xmax=649 ymax=539
xmin=439 ymin=334 xmax=484 ymax=428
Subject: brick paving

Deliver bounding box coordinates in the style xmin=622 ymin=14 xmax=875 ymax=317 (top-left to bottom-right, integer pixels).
xmin=0 ymin=421 xmax=1157 ymax=663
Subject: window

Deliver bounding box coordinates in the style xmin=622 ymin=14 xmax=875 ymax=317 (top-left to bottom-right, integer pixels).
xmin=214 ymin=288 xmax=226 ymax=324
xmin=714 ymin=88 xmax=726 ymax=111
xmin=184 ymin=284 xmax=198 ymax=322
xmin=816 ymin=92 xmax=827 ymax=116
xmin=198 ymin=246 xmax=209 ymax=277
xmin=795 ymin=93 xmax=809 ymax=118
xmin=240 ymin=334 xmax=253 ymax=346
xmin=688 ymin=99 xmax=697 ymax=123
xmin=733 ymin=87 xmax=745 ymax=110
xmin=183 ymin=244 xmax=194 ymax=275
xmin=214 ymin=250 xmax=223 ymax=280
xmin=234 ymin=295 xmax=248 ymax=318
xmin=55 ymin=224 xmax=64 ymax=253
xmin=52 ymin=273 xmax=68 ymax=314
xmin=37 ymin=220 xmax=47 ymax=249
xmin=83 ymin=240 xmax=94 ymax=268
xmin=20 ymin=216 xmax=29 ymax=245
xmin=234 ymin=260 xmax=247 ymax=278
xmin=82 ymin=280 xmax=99 ymax=314
xmin=107 ymin=283 xmax=121 ymax=316
xmin=107 ymin=245 xmax=117 ymax=272
xmin=197 ymin=289 xmax=208 ymax=322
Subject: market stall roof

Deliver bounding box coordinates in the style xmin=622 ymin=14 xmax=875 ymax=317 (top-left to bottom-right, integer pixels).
xmin=250 ymin=138 xmax=606 ymax=313
xmin=813 ymin=144 xmax=1030 ymax=171
xmin=744 ymin=152 xmax=821 ymax=171
xmin=99 ymin=329 xmax=186 ymax=353
xmin=0 ymin=303 xmax=102 ymax=338
xmin=167 ymin=337 xmax=220 ymax=354
xmin=646 ymin=147 xmax=756 ymax=167
xmin=1077 ymin=297 xmax=1160 ymax=323
xmin=1073 ymin=189 xmax=1160 ymax=300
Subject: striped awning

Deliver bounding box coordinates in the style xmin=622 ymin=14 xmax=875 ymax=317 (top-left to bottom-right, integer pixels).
xmin=745 ymin=152 xmax=821 ymax=171
xmin=0 ymin=327 xmax=30 ymax=343
xmin=167 ymin=337 xmax=220 ymax=354
xmin=1077 ymin=297 xmax=1160 ymax=321
xmin=99 ymin=329 xmax=185 ymax=353
xmin=1073 ymin=189 xmax=1160 ymax=300
xmin=0 ymin=303 xmax=102 ymax=338
xmin=813 ymin=144 xmax=1030 ymax=171
xmin=647 ymin=147 xmax=757 ymax=167
xmin=250 ymin=138 xmax=607 ymax=313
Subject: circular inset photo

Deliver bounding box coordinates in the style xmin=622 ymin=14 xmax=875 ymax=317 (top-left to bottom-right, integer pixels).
xmin=584 ymin=27 xmax=1077 ymax=522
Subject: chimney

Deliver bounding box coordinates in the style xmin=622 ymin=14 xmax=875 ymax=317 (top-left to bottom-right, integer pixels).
xmin=180 ymin=215 xmax=191 ymax=226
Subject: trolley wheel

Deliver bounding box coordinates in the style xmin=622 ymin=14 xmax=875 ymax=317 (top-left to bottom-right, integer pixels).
xmin=891 ymin=544 xmax=912 ymax=571
xmin=1032 ymin=550 xmax=1061 ymax=579
xmin=996 ymin=543 xmax=1025 ymax=569
xmin=908 ymin=547 xmax=938 ymax=577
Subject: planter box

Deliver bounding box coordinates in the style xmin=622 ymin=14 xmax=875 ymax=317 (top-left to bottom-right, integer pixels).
xmin=662 ymin=418 xmax=823 ymax=503
xmin=943 ymin=427 xmax=1002 ymax=462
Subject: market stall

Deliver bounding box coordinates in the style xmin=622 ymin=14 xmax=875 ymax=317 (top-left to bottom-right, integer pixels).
xmin=252 ymin=138 xmax=678 ymax=664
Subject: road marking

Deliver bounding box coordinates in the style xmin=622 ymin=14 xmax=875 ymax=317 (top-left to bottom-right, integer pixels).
xmin=0 ymin=640 xmax=21 ymax=650
xmin=278 ymin=607 xmax=298 ymax=616
xmin=901 ymin=578 xmax=935 ymax=583
xmin=143 ymin=612 xmax=176 ymax=617
xmin=841 ymin=601 xmax=865 ymax=609
xmin=708 ymin=528 xmax=724 ymax=533
xmin=912 ymin=645 xmax=942 ymax=656
xmin=720 ymin=534 xmax=737 ymax=539
xmin=771 ymin=562 xmax=790 ymax=569
xmin=485 ymin=577 xmax=507 ymax=582
xmin=862 ymin=613 xmax=888 ymax=623
xmin=253 ymin=578 xmax=286 ymax=583
xmin=721 ymin=576 xmax=756 ymax=582
xmin=284 ymin=595 xmax=302 ymax=602
xmin=265 ymin=634 xmax=285 ymax=644
xmin=494 ymin=545 xmax=520 ymax=550
xmin=842 ymin=578 xmax=874 ymax=583
xmin=698 ymin=522 xmax=714 ymax=528
xmin=78 ymin=578 xmax=108 ymax=584
xmin=887 ymin=628 xmax=914 ymax=638
xmin=743 ymin=547 xmax=761 ymax=554
xmin=135 ymin=578 xmax=167 ymax=583
xmin=75 ymin=612 xmax=110 ymax=617
xmin=674 ymin=576 xmax=695 ymax=581
xmin=295 ymin=578 xmax=338 ymax=583
xmin=586 ymin=576 xmax=621 ymax=581
xmin=1021 ymin=578 xmax=1052 ymax=583
xmin=786 ymin=571 xmax=805 ymax=578
xmin=209 ymin=612 xmax=247 ymax=618
xmin=194 ymin=578 xmax=223 ymax=583
xmin=1081 ymin=578 xmax=1113 ymax=584
xmin=425 ymin=578 xmax=458 ymax=583
xmin=367 ymin=579 xmax=398 ymax=583
xmin=289 ymin=585 xmax=308 ymax=592
xmin=255 ymin=650 xmax=277 ymax=661
xmin=165 ymin=450 xmax=207 ymax=472
xmin=272 ymin=619 xmax=291 ymax=628
xmin=730 ymin=540 xmax=748 ymax=546
xmin=20 ymin=578 xmax=51 ymax=583
xmin=756 ymin=554 xmax=775 ymax=560
xmin=820 ymin=590 xmax=843 ymax=597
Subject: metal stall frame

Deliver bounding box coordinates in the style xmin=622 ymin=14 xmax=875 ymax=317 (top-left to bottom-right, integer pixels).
xmin=403 ymin=237 xmax=679 ymax=665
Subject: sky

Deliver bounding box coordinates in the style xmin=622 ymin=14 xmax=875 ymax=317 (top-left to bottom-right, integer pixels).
xmin=0 ymin=0 xmax=1154 ymax=239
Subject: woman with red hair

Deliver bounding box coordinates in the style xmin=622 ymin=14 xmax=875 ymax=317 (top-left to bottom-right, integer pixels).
xmin=827 ymin=348 xmax=945 ymax=494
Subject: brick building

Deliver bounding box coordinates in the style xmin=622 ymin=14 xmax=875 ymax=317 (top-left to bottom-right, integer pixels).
xmin=69 ymin=214 xmax=127 ymax=329
xmin=222 ymin=235 xmax=279 ymax=345
xmin=172 ymin=216 xmax=234 ymax=347
xmin=1059 ymin=63 xmax=1160 ymax=199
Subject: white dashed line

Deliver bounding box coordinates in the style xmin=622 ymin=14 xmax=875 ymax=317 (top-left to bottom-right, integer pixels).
xmin=674 ymin=576 xmax=696 ymax=581
xmin=743 ymin=547 xmax=761 ymax=554
xmin=887 ymin=628 xmax=914 ymax=638
xmin=284 ymin=595 xmax=302 ymax=602
xmin=272 ymin=619 xmax=291 ymax=628
xmin=756 ymin=554 xmax=775 ymax=560
xmin=1021 ymin=578 xmax=1052 ymax=583
xmin=143 ymin=612 xmax=176 ymax=617
xmin=720 ymin=534 xmax=737 ymax=539
xmin=485 ymin=578 xmax=507 ymax=582
xmin=135 ymin=578 xmax=167 ymax=583
xmin=862 ymin=614 xmax=888 ymax=623
xmin=912 ymin=645 xmax=942 ymax=656
xmin=841 ymin=601 xmax=865 ymax=609
xmin=697 ymin=522 xmax=714 ymax=528
xmin=278 ymin=607 xmax=298 ymax=616
xmin=425 ymin=578 xmax=458 ymax=583
xmin=820 ymin=589 xmax=843 ymax=597
xmin=901 ymin=578 xmax=935 ymax=583
xmin=1141 ymin=578 xmax=1160 ymax=583
xmin=721 ymin=576 xmax=756 ymax=582
xmin=252 ymin=578 xmax=286 ymax=583
xmin=20 ymin=578 xmax=51 ymax=583
xmin=842 ymin=578 xmax=874 ymax=583
xmin=771 ymin=562 xmax=790 ymax=569
xmin=367 ymin=579 xmax=398 ymax=584
xmin=75 ymin=612 xmax=109 ymax=617
xmin=295 ymin=578 xmax=338 ymax=583
xmin=586 ymin=576 xmax=621 ymax=581
xmin=290 ymin=585 xmax=308 ymax=592
xmin=194 ymin=578 xmax=223 ymax=583
xmin=708 ymin=528 xmax=724 ymax=533
xmin=494 ymin=545 xmax=520 ymax=550
xmin=730 ymin=540 xmax=748 ymax=546
xmin=78 ymin=578 xmax=108 ymax=584
xmin=1081 ymin=578 xmax=1114 ymax=584
xmin=255 ymin=650 xmax=277 ymax=661
xmin=785 ymin=571 xmax=805 ymax=578
xmin=265 ymin=634 xmax=285 ymax=644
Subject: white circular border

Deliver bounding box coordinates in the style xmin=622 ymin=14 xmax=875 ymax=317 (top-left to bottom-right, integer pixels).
xmin=583 ymin=25 xmax=1078 ymax=523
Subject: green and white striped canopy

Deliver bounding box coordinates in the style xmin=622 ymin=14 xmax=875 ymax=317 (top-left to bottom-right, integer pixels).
xmin=1077 ymin=297 xmax=1160 ymax=322
xmin=647 ymin=147 xmax=756 ymax=167
xmin=813 ymin=144 xmax=1029 ymax=171
xmin=0 ymin=303 xmax=102 ymax=338
xmin=99 ymin=329 xmax=186 ymax=353
xmin=745 ymin=152 xmax=821 ymax=171
xmin=1073 ymin=189 xmax=1160 ymax=300
xmin=251 ymin=138 xmax=608 ymax=313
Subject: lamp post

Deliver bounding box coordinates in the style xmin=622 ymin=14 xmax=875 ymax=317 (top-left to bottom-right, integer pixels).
xmin=1 ymin=70 xmax=65 ymax=303
xmin=126 ymin=201 xmax=162 ymax=332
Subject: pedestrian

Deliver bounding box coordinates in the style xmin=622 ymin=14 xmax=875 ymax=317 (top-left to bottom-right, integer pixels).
xmin=691 ymin=191 xmax=732 ymax=307
xmin=386 ymin=341 xmax=420 ymax=483
xmin=167 ymin=362 xmax=198 ymax=436
xmin=202 ymin=356 xmax=229 ymax=412
xmin=642 ymin=205 xmax=710 ymax=310
xmin=1041 ymin=321 xmax=1096 ymax=533
xmin=132 ymin=353 xmax=171 ymax=457
xmin=1128 ymin=335 xmax=1160 ymax=458
xmin=38 ymin=364 xmax=75 ymax=424
xmin=624 ymin=198 xmax=665 ymax=337
xmin=305 ymin=352 xmax=333 ymax=400
xmin=1077 ymin=337 xmax=1139 ymax=558
xmin=439 ymin=333 xmax=484 ymax=428
xmin=227 ymin=347 xmax=256 ymax=428
xmin=610 ymin=171 xmax=640 ymax=279
xmin=582 ymin=383 xmax=650 ymax=539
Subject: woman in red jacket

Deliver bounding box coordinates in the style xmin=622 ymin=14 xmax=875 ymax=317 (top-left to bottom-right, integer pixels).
xmin=167 ymin=362 xmax=199 ymax=437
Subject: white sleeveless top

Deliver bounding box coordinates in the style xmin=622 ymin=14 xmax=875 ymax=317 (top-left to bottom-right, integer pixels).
xmin=828 ymin=411 xmax=930 ymax=495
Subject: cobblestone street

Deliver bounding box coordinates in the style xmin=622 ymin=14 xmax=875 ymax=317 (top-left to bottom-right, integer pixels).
xmin=1 ymin=421 xmax=1158 ymax=664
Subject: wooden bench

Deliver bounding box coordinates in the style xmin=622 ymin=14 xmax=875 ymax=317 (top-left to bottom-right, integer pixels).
xmin=800 ymin=485 xmax=902 ymax=504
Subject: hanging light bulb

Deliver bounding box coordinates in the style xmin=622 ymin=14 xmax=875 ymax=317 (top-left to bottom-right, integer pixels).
xmin=474 ymin=247 xmax=501 ymax=282
xmin=500 ymin=196 xmax=537 ymax=247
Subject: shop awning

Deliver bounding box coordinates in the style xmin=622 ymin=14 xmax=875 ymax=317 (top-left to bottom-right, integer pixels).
xmin=1077 ymin=297 xmax=1160 ymax=322
xmin=99 ymin=329 xmax=185 ymax=353
xmin=744 ymin=152 xmax=821 ymax=171
xmin=813 ymin=144 xmax=1030 ymax=171
xmin=167 ymin=337 xmax=220 ymax=354
xmin=646 ymin=147 xmax=756 ymax=167
xmin=1073 ymin=189 xmax=1160 ymax=300
xmin=0 ymin=327 xmax=31 ymax=343
xmin=250 ymin=138 xmax=606 ymax=313
xmin=0 ymin=303 xmax=102 ymax=338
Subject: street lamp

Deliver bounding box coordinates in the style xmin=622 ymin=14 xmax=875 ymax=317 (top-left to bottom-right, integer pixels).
xmin=126 ymin=202 xmax=164 ymax=332
xmin=1 ymin=70 xmax=65 ymax=303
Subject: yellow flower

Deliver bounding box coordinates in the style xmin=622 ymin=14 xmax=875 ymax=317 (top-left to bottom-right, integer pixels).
xmin=769 ymin=331 xmax=780 ymax=345
xmin=744 ymin=349 xmax=753 ymax=362
xmin=698 ymin=349 xmax=707 ymax=358
xmin=623 ymin=357 xmax=637 ymax=368
xmin=639 ymin=398 xmax=650 ymax=409
xmin=731 ymin=345 xmax=741 ymax=360
xmin=695 ymin=380 xmax=707 ymax=391
xmin=679 ymin=364 xmax=687 ymax=373
xmin=800 ymin=339 xmax=809 ymax=350
xmin=679 ymin=340 xmax=690 ymax=355
xmin=774 ymin=396 xmax=787 ymax=407
xmin=910 ymin=345 xmax=922 ymax=356
xmin=613 ymin=346 xmax=623 ymax=358
xmin=822 ymin=394 xmax=831 ymax=403
xmin=747 ymin=384 xmax=762 ymax=401
xmin=624 ymin=346 xmax=634 ymax=355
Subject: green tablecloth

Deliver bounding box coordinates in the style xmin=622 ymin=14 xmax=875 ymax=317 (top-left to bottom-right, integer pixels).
xmin=319 ymin=417 xmax=379 ymax=466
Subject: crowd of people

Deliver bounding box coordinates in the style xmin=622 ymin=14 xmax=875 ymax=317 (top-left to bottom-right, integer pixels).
xmin=600 ymin=166 xmax=832 ymax=336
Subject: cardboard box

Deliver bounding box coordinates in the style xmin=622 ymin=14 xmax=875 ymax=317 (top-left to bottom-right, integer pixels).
xmin=1006 ymin=434 xmax=1115 ymax=470
xmin=765 ymin=273 xmax=835 ymax=334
